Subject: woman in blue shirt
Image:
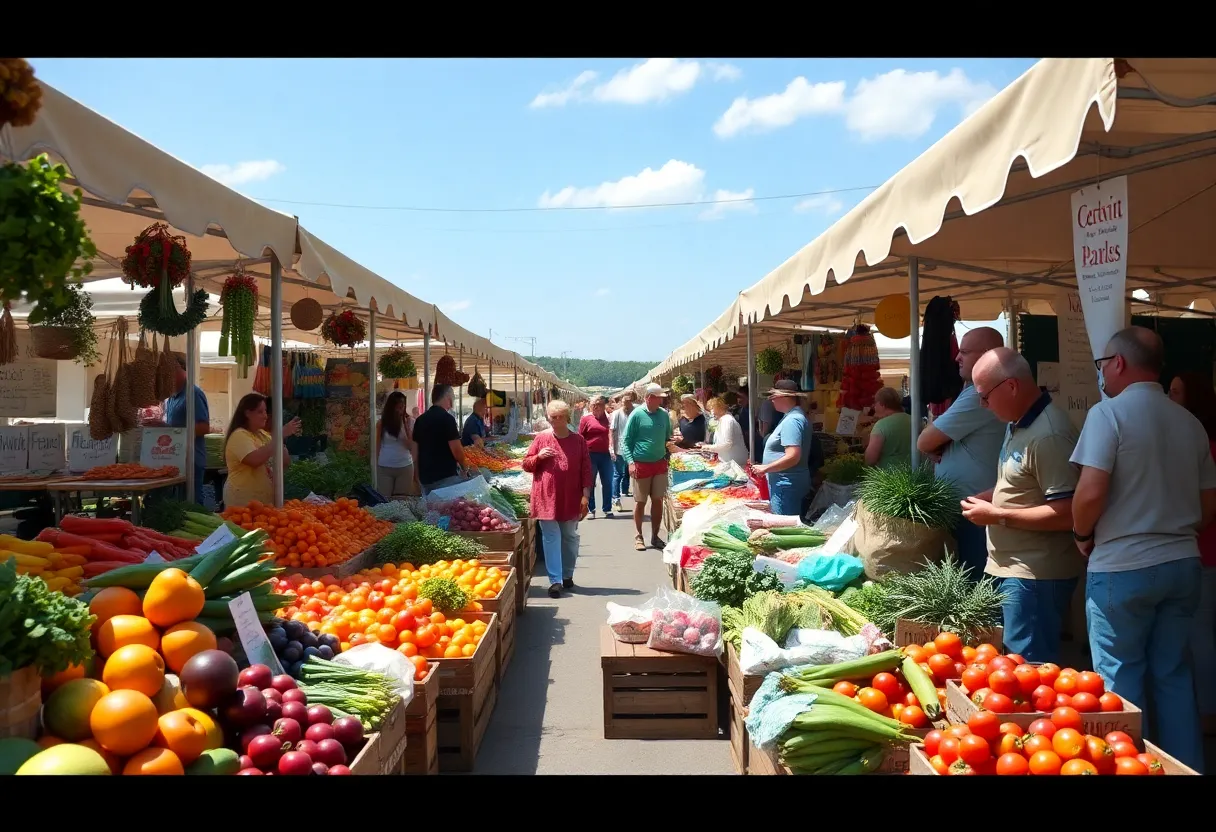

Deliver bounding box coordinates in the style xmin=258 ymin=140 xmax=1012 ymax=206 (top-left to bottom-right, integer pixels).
xmin=752 ymin=381 xmax=812 ymax=517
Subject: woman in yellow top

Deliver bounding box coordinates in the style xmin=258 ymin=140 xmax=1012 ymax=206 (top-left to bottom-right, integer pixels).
xmin=222 ymin=393 xmax=301 ymax=508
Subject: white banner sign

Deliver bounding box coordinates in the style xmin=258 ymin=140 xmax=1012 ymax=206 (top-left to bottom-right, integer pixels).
xmin=1070 ymin=176 xmax=1128 ymax=360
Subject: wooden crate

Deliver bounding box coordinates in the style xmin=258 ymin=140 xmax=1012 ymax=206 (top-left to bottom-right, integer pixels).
xmin=294 ymin=546 xmax=375 ymax=580
xmin=600 ymin=626 xmax=720 ymax=740
xmin=348 ymin=732 xmax=383 ymax=775
xmin=454 ymin=527 xmax=523 ymax=556
xmin=908 ymin=739 xmax=1197 ymax=775
xmin=893 ymin=619 xmax=1004 ymax=650
xmin=945 ymin=679 xmax=1143 ymax=741
xmin=434 ymin=612 xmax=500 ymax=772
xmin=747 ymin=737 xmax=786 ymax=775
xmin=477 ymin=549 xmax=517 ymax=569
xmin=402 ymin=661 xmax=439 ymax=775
xmin=729 ymin=698 xmax=748 ymax=775
xmin=725 ymin=642 xmax=764 ymax=711
xmin=405 ymin=661 xmax=439 ymax=719
xmin=517 ymin=523 xmax=536 ymax=614
xmin=477 ymin=572 xmax=517 ymax=683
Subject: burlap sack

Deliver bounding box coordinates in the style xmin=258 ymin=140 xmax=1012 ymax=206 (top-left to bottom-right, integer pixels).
xmin=89 ymin=334 xmax=116 ymax=440
xmin=129 ymin=329 xmax=159 ymax=407
xmin=155 ymin=339 xmax=178 ymax=401
xmin=106 ymin=318 xmax=137 ymax=433
xmin=853 ymin=499 xmax=955 ymax=580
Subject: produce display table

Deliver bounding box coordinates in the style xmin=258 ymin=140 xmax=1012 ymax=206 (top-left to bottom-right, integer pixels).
xmin=600 ymin=626 xmax=720 ymax=740
xmin=0 ymin=475 xmax=77 ymax=492
xmin=403 ymin=662 xmax=440 ymax=775
xmin=46 ymin=476 xmax=185 ymax=525
xmin=433 ymin=612 xmax=500 ymax=772
xmin=907 ymin=740 xmax=1198 ymax=775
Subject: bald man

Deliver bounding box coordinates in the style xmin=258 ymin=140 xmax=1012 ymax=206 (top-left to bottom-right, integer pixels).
xmin=1071 ymin=326 xmax=1216 ymax=772
xmin=916 ymin=326 xmax=1007 ymax=578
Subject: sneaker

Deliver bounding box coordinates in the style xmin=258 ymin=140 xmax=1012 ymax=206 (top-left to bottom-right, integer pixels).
xmin=563 ymin=578 xmax=575 ymax=590
xmin=548 ymin=583 xmax=563 ymax=599
xmin=613 ymin=501 xmax=624 ymax=512
xmin=605 ymin=511 xmax=615 ymax=518
xmin=650 ymin=536 xmax=665 ymax=550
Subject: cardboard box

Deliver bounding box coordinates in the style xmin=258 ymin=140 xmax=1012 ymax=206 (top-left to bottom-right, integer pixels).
xmin=944 ymin=679 xmax=1143 ymax=742
xmin=347 ymin=732 xmax=382 ymax=775
xmin=375 ymin=698 xmax=408 ymax=774
xmin=907 ymin=740 xmax=1197 ymax=775
xmin=893 ymin=619 xmax=1003 ymax=650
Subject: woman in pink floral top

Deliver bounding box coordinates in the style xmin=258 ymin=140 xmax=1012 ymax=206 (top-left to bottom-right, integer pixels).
xmin=523 ymin=399 xmax=593 ymax=599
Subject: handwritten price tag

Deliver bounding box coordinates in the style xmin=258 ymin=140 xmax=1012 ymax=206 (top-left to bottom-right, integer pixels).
xmin=143 ymin=550 xmax=166 ymax=564
xmin=228 ymin=592 xmax=285 ymax=676
xmin=196 ymin=524 xmax=236 ymax=555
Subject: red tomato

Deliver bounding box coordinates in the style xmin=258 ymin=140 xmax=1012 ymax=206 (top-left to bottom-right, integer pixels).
xmin=958 ymin=734 xmax=992 ymax=766
xmin=1052 ymin=727 xmax=1086 ymax=760
xmin=1013 ymin=664 xmax=1041 ymax=696
xmin=946 ymin=724 xmax=972 ymax=739
xmin=1110 ymin=741 xmax=1139 ymax=759
xmin=987 ymin=668 xmax=1019 ymax=698
xmin=1051 ymin=706 xmax=1083 ymax=731
xmin=997 ymin=732 xmax=1024 ymax=756
xmin=832 ymin=681 xmax=858 ymax=697
xmin=1136 ymin=753 xmax=1165 ymax=775
xmin=1005 ymin=653 xmax=1027 ymax=665
xmin=1023 ymin=734 xmax=1053 ymax=756
xmin=1054 ymin=671 xmax=1079 ymax=696
xmin=929 ymin=754 xmax=950 ymax=775
xmin=1036 ymin=662 xmax=1061 ymax=688
xmin=996 ymin=752 xmax=1030 ymax=775
xmin=1083 ymin=735 xmax=1116 ymax=774
xmin=969 ymin=687 xmax=992 ymax=707
xmin=1032 ymin=684 xmax=1057 ymax=712
xmin=1099 ymin=692 xmax=1124 ymax=712
xmin=1105 ymin=730 xmax=1134 ymax=747
xmin=939 ymin=736 xmax=962 ymax=765
xmin=903 ymin=691 xmax=920 ymax=707
xmin=899 ymin=705 xmax=928 ymax=728
xmin=953 ymin=661 xmax=969 ymax=679
xmin=982 ymin=692 xmax=1015 ymax=714
xmin=870 ymin=672 xmax=902 ymax=702
xmin=1115 ymin=756 xmax=1150 ymax=775
xmin=967 ymin=710 xmax=1002 ymax=742
xmin=948 ymin=759 xmax=978 ymax=776
xmin=923 ymin=729 xmax=944 ymax=756
xmin=974 ymin=644 xmax=999 ymax=664
xmin=1071 ymin=692 xmax=1101 ymax=713
xmin=927 ymin=653 xmax=958 ymax=682
xmin=1028 ymin=718 xmax=1058 ymax=739
xmin=987 ymin=655 xmax=1017 ymax=674
xmin=999 ymin=721 xmax=1023 ymax=736
xmin=1075 ymin=670 xmax=1105 ymax=697
xmin=961 ymin=664 xmax=989 ymax=693
xmin=1054 ymin=693 xmax=1075 ymax=709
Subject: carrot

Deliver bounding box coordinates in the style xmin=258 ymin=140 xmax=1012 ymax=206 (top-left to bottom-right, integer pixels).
xmin=54 ymin=545 xmax=93 ymax=556
xmin=37 ymin=528 xmax=59 ymax=545
xmin=50 ymin=531 xmax=143 ymax=563
xmin=90 ymin=533 xmax=124 ymax=544
xmin=83 ymin=560 xmax=139 ymax=577
xmin=60 ymin=515 xmax=134 ymax=535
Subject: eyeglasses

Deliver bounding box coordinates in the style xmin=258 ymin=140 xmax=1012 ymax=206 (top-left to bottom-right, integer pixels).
xmin=978 ymin=377 xmax=1014 ymax=406
xmin=1093 ymin=355 xmax=1116 ymax=371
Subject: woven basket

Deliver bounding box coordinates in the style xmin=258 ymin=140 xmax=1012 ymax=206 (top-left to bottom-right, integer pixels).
xmin=290 ymin=298 xmax=323 ymax=332
xmin=0 ymin=667 xmax=41 ymax=740
xmin=30 ymin=326 xmax=79 ymax=361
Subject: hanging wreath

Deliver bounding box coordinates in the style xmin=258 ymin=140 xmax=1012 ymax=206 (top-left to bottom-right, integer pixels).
xmin=139 ymin=284 xmax=209 ymax=337
xmin=377 ymin=346 xmax=417 ymax=379
xmin=321 ymin=309 xmax=366 ymax=348
xmin=122 ymin=223 xmax=192 ymax=319
xmin=219 ymin=269 xmax=258 ymax=378
xmin=0 ymin=58 xmax=43 ymax=129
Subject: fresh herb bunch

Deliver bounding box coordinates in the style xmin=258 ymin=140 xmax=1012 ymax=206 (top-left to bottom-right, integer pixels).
xmin=756 ymin=347 xmax=784 ymax=375
xmin=821 ymin=453 xmax=867 ymax=486
xmin=284 ymin=452 xmax=371 ymax=500
xmin=843 ymin=555 xmax=1005 ymax=643
xmin=373 ymin=521 xmax=485 ymax=567
xmin=856 ymin=463 xmax=961 ymax=529
xmin=0 ymin=560 xmax=95 ymax=676
xmin=418 ymin=577 xmax=469 ymax=615
xmin=28 ymin=280 xmax=100 ymax=366
xmin=746 ymin=567 xmax=784 ymax=596
xmin=0 ymin=155 xmax=97 ymax=309
xmin=377 ymin=347 xmax=417 ymax=380
xmin=691 ymin=549 xmax=765 ymax=609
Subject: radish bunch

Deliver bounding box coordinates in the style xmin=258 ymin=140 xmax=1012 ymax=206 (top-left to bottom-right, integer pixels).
xmin=647 ymin=608 xmax=721 ymax=657
xmin=436 ymin=497 xmax=515 ymax=532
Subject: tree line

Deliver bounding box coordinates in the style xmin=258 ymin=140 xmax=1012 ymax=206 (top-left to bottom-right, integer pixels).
xmin=530 ymin=356 xmax=656 ymax=389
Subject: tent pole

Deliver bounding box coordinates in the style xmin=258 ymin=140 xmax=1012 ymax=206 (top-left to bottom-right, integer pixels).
xmin=458 ymin=348 xmax=464 ymax=423
xmin=185 ymin=273 xmax=196 ymax=506
xmin=1006 ymin=288 xmax=1019 ymax=349
xmin=746 ymin=322 xmax=756 ymax=455
xmin=908 ymin=256 xmax=921 ymax=467
xmin=368 ymin=307 xmax=377 ymax=493
xmin=270 ymin=255 xmax=284 ymax=508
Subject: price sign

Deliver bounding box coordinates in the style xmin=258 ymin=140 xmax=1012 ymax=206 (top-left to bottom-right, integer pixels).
xmin=229 ymin=592 xmax=285 ymax=676
xmin=143 ymin=551 xmax=166 ymax=564
xmin=196 ymin=524 xmax=236 ymax=555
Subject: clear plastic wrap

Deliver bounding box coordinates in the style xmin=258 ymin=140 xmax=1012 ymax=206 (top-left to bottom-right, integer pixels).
xmin=645 ymin=586 xmax=723 ymax=658
xmin=425 ymin=475 xmax=520 ymax=532
xmin=606 ymin=600 xmax=655 ymax=643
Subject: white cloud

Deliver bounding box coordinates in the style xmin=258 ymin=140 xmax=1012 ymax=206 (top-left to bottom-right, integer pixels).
xmin=530 ymin=58 xmax=741 ymax=108
xmin=700 ymin=188 xmax=757 ymax=221
xmin=199 ymin=159 xmax=286 ymax=187
xmin=441 ymin=300 xmax=471 ymax=312
xmin=713 ymin=68 xmax=996 ymax=141
xmin=794 ymin=194 xmax=844 ymax=216
xmin=594 ymin=288 xmax=611 ymax=297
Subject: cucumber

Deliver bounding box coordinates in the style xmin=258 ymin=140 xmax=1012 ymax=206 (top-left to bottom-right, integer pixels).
xmin=205 ymin=562 xmax=283 ymax=598
xmin=188 ymin=537 xmax=246 ymax=589
xmin=83 ymin=555 xmax=205 ymax=589
xmin=201 ymin=593 xmax=293 ymax=616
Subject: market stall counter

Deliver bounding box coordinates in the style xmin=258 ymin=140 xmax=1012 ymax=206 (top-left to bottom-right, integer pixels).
xmin=46 ymin=475 xmax=186 ymax=525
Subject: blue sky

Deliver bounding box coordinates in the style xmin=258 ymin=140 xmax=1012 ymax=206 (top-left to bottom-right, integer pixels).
xmin=31 ymin=57 xmax=1036 ymax=362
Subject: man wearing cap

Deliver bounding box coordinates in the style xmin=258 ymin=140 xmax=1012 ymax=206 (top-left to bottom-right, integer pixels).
xmin=163 ymin=355 xmax=211 ymax=506
xmin=621 ymin=383 xmax=674 ymax=551
xmin=753 ymin=381 xmax=814 ymax=516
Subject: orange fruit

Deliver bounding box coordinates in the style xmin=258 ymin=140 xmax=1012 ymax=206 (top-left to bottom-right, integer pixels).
xmin=142 ymin=568 xmax=205 ymax=628
xmin=88 ymin=587 xmax=143 ymax=634
xmin=96 ymin=615 xmax=159 ymax=659
xmin=102 ymin=644 xmax=166 ymax=697
xmin=89 ymin=689 xmax=160 ymax=756
xmin=122 ymin=746 xmax=184 ymax=775
xmin=160 ymin=622 xmax=217 ymax=673
xmin=154 ymin=709 xmax=210 ymax=764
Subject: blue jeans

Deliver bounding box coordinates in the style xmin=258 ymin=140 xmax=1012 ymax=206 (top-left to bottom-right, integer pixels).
xmin=1087 ymin=557 xmax=1204 ymax=773
xmin=767 ymin=478 xmax=808 ymax=517
xmin=538 ymin=519 xmax=580 ymax=586
xmin=994 ymin=576 xmax=1077 ymax=664
xmin=588 ymin=452 xmax=614 ymax=513
xmin=611 ymin=455 xmax=630 ymax=499
xmin=953 ymin=519 xmax=990 ymax=581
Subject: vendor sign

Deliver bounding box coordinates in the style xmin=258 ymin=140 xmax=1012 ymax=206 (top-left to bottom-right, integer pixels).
xmin=1070 ymin=175 xmax=1128 ymax=361
xmin=28 ymin=424 xmax=66 ymax=472
xmin=139 ymin=427 xmax=188 ymax=471
xmin=68 ymin=429 xmax=117 ymax=473
xmin=0 ymin=426 xmax=30 ymax=473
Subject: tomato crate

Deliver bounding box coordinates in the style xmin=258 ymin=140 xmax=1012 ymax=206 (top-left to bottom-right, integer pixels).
xmin=907 ymin=740 xmax=1198 ymax=775
xmin=600 ymin=625 xmax=720 ymax=740
xmin=747 ymin=737 xmax=787 ymax=775
xmin=375 ymin=698 xmax=408 ymax=774
xmin=434 ymin=612 xmax=500 ymax=772
xmin=403 ymin=665 xmax=439 ymax=775
xmin=893 ymin=619 xmax=1004 ymax=650
xmin=476 ymin=549 xmax=517 ymax=569
xmin=293 ymin=546 xmax=376 ymax=580
xmin=748 ymin=733 xmax=924 ymax=775
xmin=943 ymin=679 xmax=1144 ymax=741
xmin=476 ymin=573 xmax=517 ymax=682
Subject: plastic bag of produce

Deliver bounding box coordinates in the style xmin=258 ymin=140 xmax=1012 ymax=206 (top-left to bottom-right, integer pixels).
xmin=332 ymin=643 xmax=415 ymax=708
xmin=662 ymin=500 xmax=751 ymax=565
xmin=811 ymin=501 xmax=856 ymax=538
xmin=853 ymin=499 xmax=953 ymax=580
xmin=425 ymin=475 xmax=520 ymax=532
xmin=739 ymin=626 xmax=869 ymax=677
xmin=606 ymin=601 xmax=655 ymax=643
xmin=646 ymin=585 xmax=723 ymax=658
xmin=793 ymin=552 xmax=865 ymax=592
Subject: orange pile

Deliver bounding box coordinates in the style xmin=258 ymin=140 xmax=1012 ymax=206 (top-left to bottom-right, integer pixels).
xmin=220 ymin=498 xmax=393 ymax=569
xmin=274 ymin=562 xmax=494 ymax=673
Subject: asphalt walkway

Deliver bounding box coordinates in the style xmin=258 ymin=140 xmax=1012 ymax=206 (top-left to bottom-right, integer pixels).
xmin=472 ymin=499 xmax=735 ymax=775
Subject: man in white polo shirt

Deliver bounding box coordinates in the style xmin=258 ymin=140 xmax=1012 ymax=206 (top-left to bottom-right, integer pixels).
xmin=1071 ymin=326 xmax=1216 ymax=773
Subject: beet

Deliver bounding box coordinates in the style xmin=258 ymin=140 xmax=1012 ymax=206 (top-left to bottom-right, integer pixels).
xmin=270 ymin=674 xmax=298 ymax=693
xmin=273 ymin=717 xmax=303 ymax=745
xmin=281 ymin=688 xmax=308 ymax=705
xmin=305 ymin=722 xmax=334 ymax=743
xmin=332 ymin=716 xmax=364 ymax=750
xmin=295 ymin=739 xmax=320 ymax=759
xmin=238 ymin=724 xmax=272 ymax=753
xmin=180 ymin=650 xmax=240 ymax=710
xmin=327 ymin=764 xmax=351 ymax=775
xmin=261 ymin=687 xmax=283 ymax=704
xmin=238 ymin=755 xmax=254 ymax=770
xmin=238 ymin=664 xmax=274 ymax=690
xmin=264 ymin=700 xmax=282 ymax=723
xmin=236 ymin=768 xmax=264 ymax=775
xmin=222 ymin=686 xmax=267 ymax=728
xmin=248 ymin=733 xmax=288 ymax=769
xmin=311 ymin=762 xmax=330 ymax=776
xmin=305 ymin=704 xmax=333 ymax=726
xmin=313 ymin=738 xmax=347 ymax=767
xmin=278 ymin=751 xmax=313 ymax=776
xmin=281 ymin=700 xmax=308 ymax=723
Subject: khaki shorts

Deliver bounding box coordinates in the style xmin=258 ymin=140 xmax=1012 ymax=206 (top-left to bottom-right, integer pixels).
xmin=633 ymin=472 xmax=669 ymax=502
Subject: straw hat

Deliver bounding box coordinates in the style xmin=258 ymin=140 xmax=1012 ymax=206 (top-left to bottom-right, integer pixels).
xmin=766 ymin=379 xmax=808 ymax=398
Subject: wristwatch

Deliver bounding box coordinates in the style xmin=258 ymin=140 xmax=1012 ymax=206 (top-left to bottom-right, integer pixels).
xmin=1072 ymin=529 xmax=1094 ymax=542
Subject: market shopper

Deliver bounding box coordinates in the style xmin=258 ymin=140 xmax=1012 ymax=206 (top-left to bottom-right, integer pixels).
xmin=413 ymin=385 xmax=472 ymax=495
xmin=1071 ymin=326 xmax=1216 ymax=772
xmin=609 ymin=391 xmax=635 ymax=511
xmin=162 ymin=354 xmax=211 ymax=505
xmin=961 ymin=348 xmax=1082 ymax=664
xmin=1168 ymin=371 xmax=1216 ymax=734
xmin=916 ymin=327 xmax=1006 ymax=578
xmin=376 ymin=391 xmax=419 ymax=497
xmin=863 ymin=387 xmax=912 ymax=470
xmin=579 ymin=395 xmax=615 ymax=519
xmin=752 ymin=380 xmax=813 ymax=517
xmin=697 ymin=396 xmax=747 ymax=467
xmin=222 ymin=393 xmax=300 ymax=509
xmin=621 ymin=383 xmax=674 ymax=551
xmin=523 ymin=399 xmax=592 ymax=599
xmin=461 ymin=397 xmax=489 ymax=447
xmin=673 ymin=394 xmax=707 ymax=450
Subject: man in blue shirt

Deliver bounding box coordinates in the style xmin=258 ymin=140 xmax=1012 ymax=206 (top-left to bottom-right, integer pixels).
xmin=461 ymin=398 xmax=488 ymax=447
xmin=163 ymin=355 xmax=211 ymax=505
xmin=754 ymin=381 xmax=814 ymax=516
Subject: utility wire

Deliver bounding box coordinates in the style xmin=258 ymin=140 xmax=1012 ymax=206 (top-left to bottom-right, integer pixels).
xmin=249 ymin=184 xmax=879 ymax=214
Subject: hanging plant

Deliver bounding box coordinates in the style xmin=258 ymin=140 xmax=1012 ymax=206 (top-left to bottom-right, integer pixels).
xmin=0 ymin=154 xmax=97 ymax=315
xmin=706 ymin=364 xmax=725 ymax=394
xmin=0 ymin=58 xmax=43 ymax=129
xmin=139 ymin=285 xmax=209 ymax=337
xmin=377 ymin=346 xmax=416 ymax=379
xmin=756 ymin=347 xmax=784 ymax=375
xmin=219 ymin=269 xmax=257 ymax=379
xmin=121 ymin=223 xmax=192 ymax=318
xmin=671 ymin=374 xmax=694 ymax=396
xmin=27 ymin=281 xmax=100 ymax=365
xmin=434 ymin=354 xmax=469 ymax=386
xmin=320 ymin=309 xmax=366 ymax=348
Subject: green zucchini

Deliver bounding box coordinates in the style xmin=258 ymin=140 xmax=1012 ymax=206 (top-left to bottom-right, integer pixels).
xmin=83 ymin=555 xmax=205 ymax=589
xmin=205 ymin=562 xmax=283 ymax=598
xmin=188 ymin=537 xmax=245 ymax=589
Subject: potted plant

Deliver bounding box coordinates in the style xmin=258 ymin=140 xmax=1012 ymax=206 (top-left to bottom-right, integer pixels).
xmin=755 ymin=347 xmax=784 ymax=376
xmin=320 ymin=310 xmax=366 ymax=348
xmin=852 ymin=463 xmax=962 ymax=580
xmin=671 ymin=374 xmax=694 ymax=396
xmin=27 ymin=281 xmax=100 ymax=364
xmin=377 ymin=346 xmax=417 ymax=380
